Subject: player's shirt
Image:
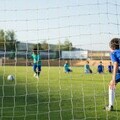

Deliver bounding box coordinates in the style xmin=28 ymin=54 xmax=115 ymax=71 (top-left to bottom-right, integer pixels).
xmin=64 ymin=63 xmax=70 ymax=71
xmin=97 ymin=65 xmax=104 ymax=72
xmin=110 ymin=49 xmax=120 ymax=73
xmin=84 ymin=64 xmax=90 ymax=71
xmin=84 ymin=64 xmax=90 ymax=73
xmin=32 ymin=53 xmax=41 ymax=65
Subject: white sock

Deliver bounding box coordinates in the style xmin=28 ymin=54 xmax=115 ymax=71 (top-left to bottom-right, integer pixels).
xmin=109 ymin=86 xmax=115 ymax=107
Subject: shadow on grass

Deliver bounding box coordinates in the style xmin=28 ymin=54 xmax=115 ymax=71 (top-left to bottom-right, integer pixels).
xmin=111 ymin=109 xmax=120 ymax=112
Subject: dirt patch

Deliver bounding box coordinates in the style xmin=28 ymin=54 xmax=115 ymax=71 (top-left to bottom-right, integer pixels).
xmin=2 ymin=59 xmax=111 ymax=67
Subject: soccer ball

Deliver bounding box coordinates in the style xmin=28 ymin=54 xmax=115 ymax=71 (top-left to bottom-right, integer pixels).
xmin=7 ymin=75 xmax=14 ymax=81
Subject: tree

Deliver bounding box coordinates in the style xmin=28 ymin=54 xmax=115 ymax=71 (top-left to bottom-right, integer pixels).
xmin=5 ymin=30 xmax=18 ymax=51
xmin=33 ymin=43 xmax=43 ymax=50
xmin=56 ymin=39 xmax=73 ymax=51
xmin=64 ymin=40 xmax=73 ymax=50
xmin=41 ymin=40 xmax=49 ymax=50
xmin=0 ymin=30 xmax=5 ymax=50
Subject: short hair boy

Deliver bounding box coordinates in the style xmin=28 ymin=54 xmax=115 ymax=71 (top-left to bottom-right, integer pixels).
xmin=105 ymin=38 xmax=120 ymax=111
xmin=64 ymin=61 xmax=72 ymax=73
xmin=97 ymin=61 xmax=104 ymax=73
xmin=84 ymin=61 xmax=92 ymax=73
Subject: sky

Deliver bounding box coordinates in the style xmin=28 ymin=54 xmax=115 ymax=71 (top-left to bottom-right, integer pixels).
xmin=0 ymin=0 xmax=120 ymax=50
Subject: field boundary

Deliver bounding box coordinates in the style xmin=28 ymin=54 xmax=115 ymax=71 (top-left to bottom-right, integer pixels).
xmin=1 ymin=59 xmax=111 ymax=67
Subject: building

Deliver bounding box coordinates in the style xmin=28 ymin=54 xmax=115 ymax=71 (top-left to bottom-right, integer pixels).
xmin=88 ymin=50 xmax=110 ymax=60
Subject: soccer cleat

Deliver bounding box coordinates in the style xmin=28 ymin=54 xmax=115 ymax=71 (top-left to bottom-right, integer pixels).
xmin=105 ymin=105 xmax=113 ymax=111
xmin=36 ymin=75 xmax=39 ymax=79
xmin=34 ymin=73 xmax=37 ymax=77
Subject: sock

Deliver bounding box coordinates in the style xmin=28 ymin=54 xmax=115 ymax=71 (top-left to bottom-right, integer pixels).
xmin=37 ymin=72 xmax=40 ymax=76
xmin=109 ymin=86 xmax=115 ymax=107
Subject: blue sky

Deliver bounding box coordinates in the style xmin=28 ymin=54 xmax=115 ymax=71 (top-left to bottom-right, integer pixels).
xmin=0 ymin=0 xmax=120 ymax=50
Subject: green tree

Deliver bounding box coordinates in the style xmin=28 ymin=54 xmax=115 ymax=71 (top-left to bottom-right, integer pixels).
xmin=64 ymin=40 xmax=73 ymax=50
xmin=41 ymin=40 xmax=49 ymax=50
xmin=5 ymin=30 xmax=18 ymax=51
xmin=33 ymin=43 xmax=43 ymax=50
xmin=0 ymin=30 xmax=5 ymax=50
xmin=56 ymin=39 xmax=73 ymax=51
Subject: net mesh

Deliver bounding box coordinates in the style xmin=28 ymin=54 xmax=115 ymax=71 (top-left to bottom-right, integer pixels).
xmin=0 ymin=0 xmax=120 ymax=120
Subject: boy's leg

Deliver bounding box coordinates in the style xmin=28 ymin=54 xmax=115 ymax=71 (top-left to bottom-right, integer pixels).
xmin=68 ymin=69 xmax=70 ymax=72
xmin=90 ymin=69 xmax=92 ymax=73
xmin=37 ymin=65 xmax=41 ymax=76
xmin=65 ymin=69 xmax=68 ymax=73
xmin=106 ymin=80 xmax=118 ymax=111
xmin=108 ymin=85 xmax=115 ymax=108
xmin=33 ymin=64 xmax=37 ymax=75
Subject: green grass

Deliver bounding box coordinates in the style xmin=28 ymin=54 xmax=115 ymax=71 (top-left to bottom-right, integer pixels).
xmin=0 ymin=66 xmax=120 ymax=120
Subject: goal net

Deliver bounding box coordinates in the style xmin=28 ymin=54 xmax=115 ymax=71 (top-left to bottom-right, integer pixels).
xmin=0 ymin=0 xmax=120 ymax=120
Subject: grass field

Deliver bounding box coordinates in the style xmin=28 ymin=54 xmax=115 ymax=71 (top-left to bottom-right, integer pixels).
xmin=0 ymin=66 xmax=120 ymax=120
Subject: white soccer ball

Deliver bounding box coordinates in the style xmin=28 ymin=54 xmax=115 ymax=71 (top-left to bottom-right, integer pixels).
xmin=7 ymin=75 xmax=14 ymax=81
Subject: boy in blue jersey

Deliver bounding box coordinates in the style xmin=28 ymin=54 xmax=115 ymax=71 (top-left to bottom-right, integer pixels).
xmin=97 ymin=61 xmax=104 ymax=73
xmin=108 ymin=62 xmax=113 ymax=73
xmin=64 ymin=61 xmax=72 ymax=73
xmin=32 ymin=48 xmax=41 ymax=79
xmin=84 ymin=61 xmax=92 ymax=74
xmin=105 ymin=38 xmax=120 ymax=111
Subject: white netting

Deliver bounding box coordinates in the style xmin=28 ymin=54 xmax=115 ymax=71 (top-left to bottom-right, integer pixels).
xmin=0 ymin=0 xmax=120 ymax=120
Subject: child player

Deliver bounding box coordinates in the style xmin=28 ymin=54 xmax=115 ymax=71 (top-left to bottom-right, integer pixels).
xmin=84 ymin=61 xmax=92 ymax=74
xmin=64 ymin=61 xmax=72 ymax=73
xmin=105 ymin=38 xmax=120 ymax=111
xmin=108 ymin=61 xmax=113 ymax=73
xmin=97 ymin=61 xmax=104 ymax=73
xmin=32 ymin=48 xmax=41 ymax=79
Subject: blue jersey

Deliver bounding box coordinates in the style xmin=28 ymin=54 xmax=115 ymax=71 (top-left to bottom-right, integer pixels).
xmin=110 ymin=49 xmax=120 ymax=73
xmin=97 ymin=65 xmax=104 ymax=72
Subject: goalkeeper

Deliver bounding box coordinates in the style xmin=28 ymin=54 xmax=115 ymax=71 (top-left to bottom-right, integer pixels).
xmin=32 ymin=48 xmax=41 ymax=79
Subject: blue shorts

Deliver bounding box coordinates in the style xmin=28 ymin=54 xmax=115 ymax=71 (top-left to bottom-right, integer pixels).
xmin=33 ymin=64 xmax=41 ymax=72
xmin=65 ymin=68 xmax=72 ymax=73
xmin=98 ymin=70 xmax=103 ymax=73
xmin=116 ymin=73 xmax=120 ymax=83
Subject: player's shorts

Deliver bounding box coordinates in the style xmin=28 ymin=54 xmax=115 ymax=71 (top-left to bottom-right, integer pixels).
xmin=65 ymin=68 xmax=72 ymax=73
xmin=108 ymin=70 xmax=112 ymax=73
xmin=85 ymin=69 xmax=92 ymax=73
xmin=33 ymin=64 xmax=41 ymax=72
xmin=98 ymin=70 xmax=103 ymax=73
xmin=116 ymin=73 xmax=120 ymax=83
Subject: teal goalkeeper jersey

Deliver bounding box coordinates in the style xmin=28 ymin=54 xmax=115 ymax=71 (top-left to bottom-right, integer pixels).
xmin=32 ymin=53 xmax=41 ymax=65
xmin=64 ymin=63 xmax=70 ymax=70
xmin=84 ymin=64 xmax=90 ymax=70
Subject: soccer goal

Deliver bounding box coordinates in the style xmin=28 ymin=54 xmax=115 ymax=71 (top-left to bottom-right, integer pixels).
xmin=0 ymin=0 xmax=120 ymax=120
